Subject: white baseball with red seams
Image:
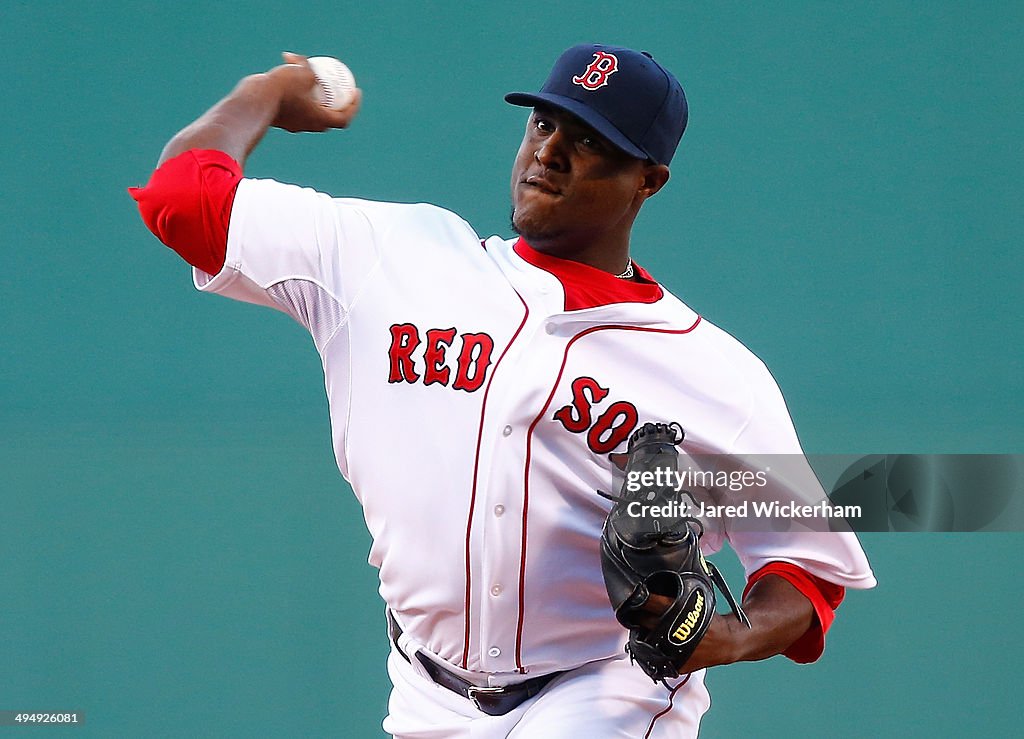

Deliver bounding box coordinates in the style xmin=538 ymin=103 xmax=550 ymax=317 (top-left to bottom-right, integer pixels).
xmin=191 ymin=177 xmax=876 ymax=737
xmin=307 ymin=56 xmax=356 ymax=110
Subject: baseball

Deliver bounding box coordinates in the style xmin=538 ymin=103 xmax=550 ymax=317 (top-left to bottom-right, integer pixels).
xmin=307 ymin=56 xmax=356 ymax=110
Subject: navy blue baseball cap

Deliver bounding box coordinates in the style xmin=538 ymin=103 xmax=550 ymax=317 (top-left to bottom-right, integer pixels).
xmin=505 ymin=44 xmax=688 ymax=166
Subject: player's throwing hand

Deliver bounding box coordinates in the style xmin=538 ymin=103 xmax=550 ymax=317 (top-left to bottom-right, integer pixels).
xmin=154 ymin=51 xmax=361 ymax=168
xmin=268 ymin=52 xmax=362 ymax=133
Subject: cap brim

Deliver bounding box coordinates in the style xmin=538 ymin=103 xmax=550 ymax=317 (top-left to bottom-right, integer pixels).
xmin=504 ymin=91 xmax=649 ymax=161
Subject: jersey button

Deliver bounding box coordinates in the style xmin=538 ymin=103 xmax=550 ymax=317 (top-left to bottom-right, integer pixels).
xmin=490 ymin=584 xmax=503 ymax=596
xmin=488 ymin=647 xmax=501 ymax=658
xmin=502 ymin=425 xmax=512 ymax=437
xmin=545 ymin=322 xmax=556 ymax=334
xmin=493 ymin=505 xmax=505 ymax=517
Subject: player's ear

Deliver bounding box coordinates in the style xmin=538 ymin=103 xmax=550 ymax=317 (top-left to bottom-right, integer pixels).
xmin=639 ymin=163 xmax=670 ymax=199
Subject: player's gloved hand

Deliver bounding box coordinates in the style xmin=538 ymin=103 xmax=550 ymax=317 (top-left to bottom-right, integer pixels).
xmin=267 ymin=52 xmax=362 ymax=133
xmin=599 ymin=422 xmax=750 ymax=683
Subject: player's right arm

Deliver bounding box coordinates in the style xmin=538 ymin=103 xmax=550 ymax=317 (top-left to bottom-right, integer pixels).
xmin=129 ymin=53 xmax=362 ymax=276
xmin=159 ymin=52 xmax=361 ymax=169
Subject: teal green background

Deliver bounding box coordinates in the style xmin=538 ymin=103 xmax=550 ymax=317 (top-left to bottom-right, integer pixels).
xmin=2 ymin=1 xmax=1021 ymax=736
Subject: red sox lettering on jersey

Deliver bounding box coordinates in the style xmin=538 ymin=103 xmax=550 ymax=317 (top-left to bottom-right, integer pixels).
xmin=387 ymin=323 xmax=495 ymax=392
xmin=388 ymin=329 xmax=640 ymax=455
xmin=572 ymin=51 xmax=619 ymax=90
xmin=385 ymin=326 xmax=639 ymax=457
xmin=553 ymin=376 xmax=639 ymax=455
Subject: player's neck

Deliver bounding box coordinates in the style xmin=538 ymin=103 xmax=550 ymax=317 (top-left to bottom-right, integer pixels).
xmin=523 ymin=232 xmax=632 ymax=277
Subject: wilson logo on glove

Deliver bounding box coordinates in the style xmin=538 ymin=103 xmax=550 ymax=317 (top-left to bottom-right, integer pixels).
xmin=669 ymin=591 xmax=705 ymax=645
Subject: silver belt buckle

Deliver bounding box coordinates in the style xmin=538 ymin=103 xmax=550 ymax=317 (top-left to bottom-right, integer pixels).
xmin=466 ymin=685 xmax=507 ymax=711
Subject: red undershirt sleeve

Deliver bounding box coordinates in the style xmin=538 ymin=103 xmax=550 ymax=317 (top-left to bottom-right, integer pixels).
xmin=743 ymin=561 xmax=846 ymax=664
xmin=128 ymin=149 xmax=242 ymax=276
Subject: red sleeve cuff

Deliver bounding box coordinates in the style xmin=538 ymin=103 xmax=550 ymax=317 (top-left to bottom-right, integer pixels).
xmin=743 ymin=562 xmax=846 ymax=664
xmin=128 ymin=149 xmax=242 ymax=275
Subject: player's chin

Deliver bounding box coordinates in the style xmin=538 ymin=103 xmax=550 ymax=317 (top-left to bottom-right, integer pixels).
xmin=511 ymin=198 xmax=561 ymax=240
xmin=511 ymin=208 xmax=559 ymax=242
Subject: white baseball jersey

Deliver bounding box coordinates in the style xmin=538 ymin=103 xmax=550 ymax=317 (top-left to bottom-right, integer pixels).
xmin=193 ymin=176 xmax=875 ymax=734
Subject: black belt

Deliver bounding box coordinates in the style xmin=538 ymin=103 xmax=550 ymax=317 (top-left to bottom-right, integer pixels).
xmin=387 ymin=610 xmax=563 ymax=716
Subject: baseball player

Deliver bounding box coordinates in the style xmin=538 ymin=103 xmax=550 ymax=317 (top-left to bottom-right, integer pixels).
xmin=130 ymin=45 xmax=875 ymax=737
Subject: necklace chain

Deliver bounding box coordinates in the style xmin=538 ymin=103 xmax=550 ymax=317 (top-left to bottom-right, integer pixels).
xmin=615 ymin=261 xmax=634 ymax=280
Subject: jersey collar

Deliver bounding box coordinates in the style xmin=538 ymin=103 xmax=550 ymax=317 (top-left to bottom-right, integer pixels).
xmin=513 ymin=238 xmax=664 ymax=312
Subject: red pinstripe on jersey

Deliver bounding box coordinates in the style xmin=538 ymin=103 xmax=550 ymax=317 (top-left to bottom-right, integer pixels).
xmin=460 ymin=280 xmax=531 ymax=669
xmin=516 ymin=319 xmax=702 ymax=671
xmin=644 ymin=673 xmax=690 ymax=738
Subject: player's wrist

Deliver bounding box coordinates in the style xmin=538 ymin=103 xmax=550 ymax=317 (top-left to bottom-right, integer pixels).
xmin=224 ymin=70 xmax=312 ymax=142
xmin=234 ymin=72 xmax=287 ymax=113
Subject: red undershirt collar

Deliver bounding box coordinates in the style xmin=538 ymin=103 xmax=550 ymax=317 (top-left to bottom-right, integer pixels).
xmin=513 ymin=238 xmax=664 ymax=311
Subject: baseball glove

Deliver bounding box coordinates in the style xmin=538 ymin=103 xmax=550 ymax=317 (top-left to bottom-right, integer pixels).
xmin=599 ymin=422 xmax=750 ymax=682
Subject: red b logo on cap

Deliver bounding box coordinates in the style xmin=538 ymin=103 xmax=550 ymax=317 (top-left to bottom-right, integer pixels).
xmin=572 ymin=51 xmax=619 ymax=91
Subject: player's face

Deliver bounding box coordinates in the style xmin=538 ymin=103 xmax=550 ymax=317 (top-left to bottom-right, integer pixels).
xmin=510 ymin=107 xmax=651 ymax=253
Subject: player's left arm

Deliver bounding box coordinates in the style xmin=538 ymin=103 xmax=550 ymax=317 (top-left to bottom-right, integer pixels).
xmin=638 ymin=574 xmax=815 ymax=672
xmin=658 ymin=342 xmax=875 ymax=673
